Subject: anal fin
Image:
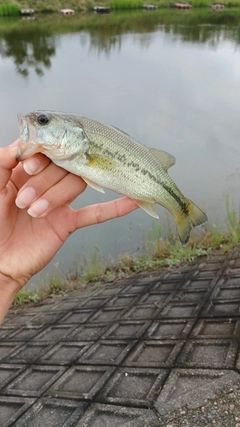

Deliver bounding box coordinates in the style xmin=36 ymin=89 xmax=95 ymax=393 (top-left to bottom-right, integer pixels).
xmin=132 ymin=199 xmax=159 ymax=219
xmin=82 ymin=177 xmax=105 ymax=194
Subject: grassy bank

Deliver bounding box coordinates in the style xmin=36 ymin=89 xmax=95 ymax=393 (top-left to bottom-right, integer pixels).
xmin=1 ymin=0 xmax=240 ymax=16
xmin=0 ymin=4 xmax=20 ymax=15
xmin=12 ymin=198 xmax=240 ymax=308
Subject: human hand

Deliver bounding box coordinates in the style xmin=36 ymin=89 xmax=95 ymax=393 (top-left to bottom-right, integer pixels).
xmin=0 ymin=142 xmax=138 ymax=322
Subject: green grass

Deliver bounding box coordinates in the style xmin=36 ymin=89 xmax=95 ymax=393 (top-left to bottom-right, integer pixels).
xmin=191 ymin=0 xmax=210 ymax=7
xmin=0 ymin=0 xmax=240 ymax=13
xmin=224 ymin=0 xmax=240 ymax=6
xmin=110 ymin=0 xmax=144 ymax=9
xmin=0 ymin=4 xmax=20 ymax=16
xmin=12 ymin=196 xmax=240 ymax=308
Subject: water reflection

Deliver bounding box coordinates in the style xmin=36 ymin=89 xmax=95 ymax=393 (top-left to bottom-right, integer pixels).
xmin=0 ymin=27 xmax=55 ymax=76
xmin=1 ymin=10 xmax=240 ymax=285
xmin=1 ymin=10 xmax=240 ymax=77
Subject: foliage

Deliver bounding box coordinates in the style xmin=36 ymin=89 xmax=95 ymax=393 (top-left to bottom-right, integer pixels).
xmin=224 ymin=0 xmax=240 ymax=7
xmin=0 ymin=4 xmax=20 ymax=16
xmin=110 ymin=0 xmax=144 ymax=9
xmin=10 ymin=171 xmax=240 ymax=310
xmin=191 ymin=0 xmax=210 ymax=7
xmin=82 ymin=248 xmax=106 ymax=282
xmin=225 ymin=195 xmax=240 ymax=245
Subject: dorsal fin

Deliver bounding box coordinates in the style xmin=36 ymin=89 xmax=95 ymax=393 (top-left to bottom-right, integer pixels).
xmin=149 ymin=148 xmax=176 ymax=171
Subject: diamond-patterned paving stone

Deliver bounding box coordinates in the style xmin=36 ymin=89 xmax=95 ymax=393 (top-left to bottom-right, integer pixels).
xmin=211 ymin=282 xmax=240 ymax=299
xmin=66 ymin=323 xmax=108 ymax=341
xmin=173 ymin=289 xmax=210 ymax=302
xmin=155 ymin=369 xmax=240 ymax=415
xmin=4 ymin=247 xmax=240 ymax=424
xmin=1 ymin=313 xmax=16 ymax=325
xmin=75 ymin=403 xmax=159 ymax=426
xmin=152 ymin=281 xmax=181 ymax=291
xmin=5 ymin=313 xmax=40 ymax=326
xmin=4 ymin=365 xmax=66 ymax=397
xmin=221 ymin=277 xmax=240 ymax=286
xmin=225 ymin=266 xmax=240 ymax=276
xmin=123 ymin=304 xmax=161 ymax=320
xmin=29 ymin=311 xmax=66 ymax=325
xmin=6 ymin=325 xmax=45 ymax=341
xmin=47 ymin=366 xmax=115 ymax=400
xmin=59 ymin=309 xmax=95 ymax=324
xmin=158 ymin=301 xmax=203 ymax=318
xmin=198 ymin=261 xmax=227 ymax=270
xmin=0 ymin=396 xmax=35 ymax=427
xmin=193 ymin=269 xmax=223 ymax=279
xmin=94 ymin=286 xmax=123 ymax=296
xmin=0 ymin=325 xmax=16 ymax=340
xmin=145 ymin=319 xmax=195 ymax=340
xmin=176 ymin=339 xmax=238 ymax=368
xmin=106 ymin=294 xmax=139 ymax=307
xmin=139 ymin=291 xmax=173 ymax=305
xmin=121 ymin=283 xmax=154 ymax=294
xmin=14 ymin=398 xmax=87 ymax=427
xmin=160 ymin=271 xmax=187 ymax=281
xmin=191 ymin=318 xmax=240 ymax=338
xmin=81 ymin=296 xmax=110 ymax=308
xmin=102 ymin=320 xmax=151 ymax=340
xmin=137 ymin=274 xmax=163 ymax=284
xmin=0 ymin=364 xmax=27 ymax=390
xmin=31 ymin=324 xmax=77 ymax=342
xmin=0 ymin=342 xmax=22 ymax=362
xmin=78 ymin=340 xmax=136 ymax=365
xmin=50 ymin=299 xmax=82 ymax=311
xmin=202 ymin=299 xmax=240 ymax=317
xmin=182 ymin=278 xmax=214 ymax=289
xmin=38 ymin=342 xmax=92 ymax=365
xmin=124 ymin=340 xmax=184 ymax=367
xmin=90 ymin=307 xmax=126 ymax=322
xmin=97 ymin=367 xmax=169 ymax=407
xmin=6 ymin=342 xmax=53 ymax=364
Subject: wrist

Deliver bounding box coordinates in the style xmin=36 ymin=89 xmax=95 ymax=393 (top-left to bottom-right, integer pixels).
xmin=0 ymin=273 xmax=19 ymax=324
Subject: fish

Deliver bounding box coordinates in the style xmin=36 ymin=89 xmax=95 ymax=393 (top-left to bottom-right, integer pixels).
xmin=17 ymin=110 xmax=208 ymax=245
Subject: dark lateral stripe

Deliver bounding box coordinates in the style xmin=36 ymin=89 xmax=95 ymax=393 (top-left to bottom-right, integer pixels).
xmin=89 ymin=140 xmax=189 ymax=215
xmin=139 ymin=166 xmax=189 ymax=215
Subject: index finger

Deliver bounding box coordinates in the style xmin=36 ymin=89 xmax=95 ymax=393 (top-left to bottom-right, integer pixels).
xmin=74 ymin=197 xmax=139 ymax=229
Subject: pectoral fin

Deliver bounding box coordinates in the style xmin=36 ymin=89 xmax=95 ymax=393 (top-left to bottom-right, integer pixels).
xmin=83 ymin=178 xmax=105 ymax=194
xmin=149 ymin=148 xmax=176 ymax=171
xmin=132 ymin=199 xmax=159 ymax=219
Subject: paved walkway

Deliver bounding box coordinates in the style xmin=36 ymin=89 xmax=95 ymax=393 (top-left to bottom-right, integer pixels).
xmin=1 ymin=247 xmax=240 ymax=426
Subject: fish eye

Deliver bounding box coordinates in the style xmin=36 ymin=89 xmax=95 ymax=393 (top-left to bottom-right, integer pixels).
xmin=37 ymin=114 xmax=50 ymax=125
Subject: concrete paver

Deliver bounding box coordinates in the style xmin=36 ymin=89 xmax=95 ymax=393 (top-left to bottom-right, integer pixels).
xmin=1 ymin=247 xmax=240 ymax=426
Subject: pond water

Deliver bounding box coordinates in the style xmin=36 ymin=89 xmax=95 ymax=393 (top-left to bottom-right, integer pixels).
xmin=1 ymin=10 xmax=240 ymax=285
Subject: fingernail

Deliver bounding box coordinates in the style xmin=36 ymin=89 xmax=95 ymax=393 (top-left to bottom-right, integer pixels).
xmin=27 ymin=199 xmax=49 ymax=217
xmin=23 ymin=158 xmax=41 ymax=175
xmin=15 ymin=187 xmax=36 ymax=209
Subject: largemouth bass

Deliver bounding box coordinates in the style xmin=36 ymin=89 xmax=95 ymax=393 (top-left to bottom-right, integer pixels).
xmin=17 ymin=111 xmax=207 ymax=245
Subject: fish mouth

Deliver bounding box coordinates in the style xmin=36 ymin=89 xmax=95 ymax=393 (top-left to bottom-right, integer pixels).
xmin=17 ymin=115 xmax=42 ymax=161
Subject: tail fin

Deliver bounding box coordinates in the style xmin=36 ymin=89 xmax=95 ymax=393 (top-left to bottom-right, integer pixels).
xmin=176 ymin=199 xmax=208 ymax=246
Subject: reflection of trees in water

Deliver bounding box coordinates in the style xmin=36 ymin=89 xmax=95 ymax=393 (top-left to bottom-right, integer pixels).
xmin=87 ymin=23 xmax=240 ymax=55
xmin=86 ymin=27 xmax=155 ymax=56
xmin=0 ymin=12 xmax=240 ymax=73
xmin=0 ymin=30 xmax=56 ymax=77
xmin=83 ymin=12 xmax=240 ymax=55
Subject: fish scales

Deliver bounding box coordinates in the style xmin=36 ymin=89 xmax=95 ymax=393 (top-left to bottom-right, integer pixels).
xmin=75 ymin=117 xmax=184 ymax=208
xmin=17 ymin=111 xmax=208 ymax=245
